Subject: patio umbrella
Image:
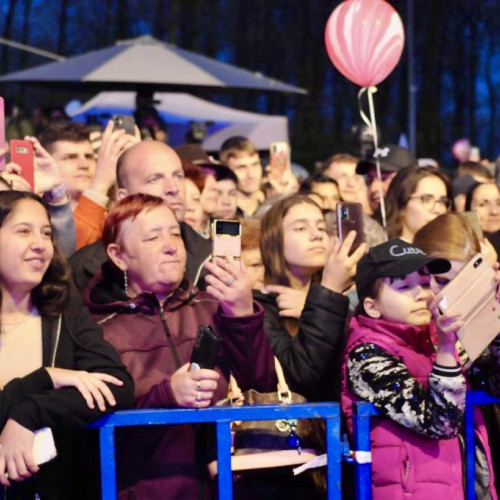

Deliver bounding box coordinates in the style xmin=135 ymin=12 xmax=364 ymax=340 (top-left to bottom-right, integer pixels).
xmin=0 ymin=35 xmax=306 ymax=94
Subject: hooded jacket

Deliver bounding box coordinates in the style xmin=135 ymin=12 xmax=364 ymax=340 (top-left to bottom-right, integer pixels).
xmin=86 ymin=262 xmax=276 ymax=499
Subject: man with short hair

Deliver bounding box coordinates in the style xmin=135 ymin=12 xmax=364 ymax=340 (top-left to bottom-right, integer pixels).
xmin=212 ymin=165 xmax=239 ymax=220
xmin=219 ymin=136 xmax=264 ymax=216
xmin=356 ymin=144 xmax=417 ymax=213
xmin=70 ymin=141 xmax=211 ymax=292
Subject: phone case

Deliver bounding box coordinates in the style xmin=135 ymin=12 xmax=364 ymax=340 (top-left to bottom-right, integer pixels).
xmin=10 ymin=139 xmax=34 ymax=189
xmin=112 ymin=114 xmax=135 ymax=135
xmin=190 ymin=325 xmax=223 ymax=370
xmin=33 ymin=427 xmax=57 ymax=465
xmin=438 ymin=253 xmax=500 ymax=361
xmin=211 ymin=220 xmax=241 ymax=263
xmin=336 ymin=202 xmax=365 ymax=250
xmin=269 ymin=142 xmax=290 ymax=181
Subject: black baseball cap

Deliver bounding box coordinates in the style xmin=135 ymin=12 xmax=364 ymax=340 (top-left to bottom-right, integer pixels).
xmin=355 ymin=239 xmax=451 ymax=298
xmin=356 ymin=144 xmax=417 ymax=175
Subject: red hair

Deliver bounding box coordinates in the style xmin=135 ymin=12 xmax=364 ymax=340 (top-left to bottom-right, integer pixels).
xmin=102 ymin=193 xmax=172 ymax=248
xmin=181 ymin=159 xmax=206 ymax=192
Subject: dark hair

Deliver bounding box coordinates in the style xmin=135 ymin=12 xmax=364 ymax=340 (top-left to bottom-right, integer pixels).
xmin=0 ymin=191 xmax=70 ymax=317
xmin=457 ymin=161 xmax=493 ymax=181
xmin=355 ymin=277 xmax=384 ymax=316
xmin=299 ymin=174 xmax=339 ymax=194
xmin=464 ymin=181 xmax=499 ymax=212
xmin=212 ymin=164 xmax=239 ymax=185
xmin=260 ymin=194 xmax=323 ymax=287
xmin=384 ymin=166 xmax=452 ymax=239
xmin=38 ymin=121 xmax=91 ymax=153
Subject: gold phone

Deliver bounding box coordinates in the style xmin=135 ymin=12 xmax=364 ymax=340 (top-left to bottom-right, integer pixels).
xmin=211 ymin=219 xmax=241 ymax=265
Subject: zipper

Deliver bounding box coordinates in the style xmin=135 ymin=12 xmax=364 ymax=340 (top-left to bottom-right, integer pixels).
xmin=159 ymin=305 xmax=182 ymax=369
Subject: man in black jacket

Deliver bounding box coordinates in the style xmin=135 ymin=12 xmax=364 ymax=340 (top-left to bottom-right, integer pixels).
xmin=70 ymin=141 xmax=211 ymax=292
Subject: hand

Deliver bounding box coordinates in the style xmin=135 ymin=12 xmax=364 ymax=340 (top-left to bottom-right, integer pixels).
xmin=204 ymin=256 xmax=254 ymax=316
xmin=321 ymin=231 xmax=367 ymax=294
xmin=90 ymin=120 xmax=140 ymax=195
xmin=0 ymin=419 xmax=38 ymax=486
xmin=1 ymin=162 xmax=32 ymax=191
xmin=45 ymin=367 xmax=124 ymax=412
xmin=428 ymin=292 xmax=463 ymax=360
xmin=263 ymin=168 xmax=299 ymax=196
xmin=23 ymin=136 xmax=65 ymax=196
xmin=170 ymin=363 xmax=220 ymax=408
xmin=264 ymin=284 xmax=307 ymax=318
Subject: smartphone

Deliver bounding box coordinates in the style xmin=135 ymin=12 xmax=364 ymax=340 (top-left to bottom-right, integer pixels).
xmin=0 ymin=97 xmax=5 ymax=172
xmin=269 ymin=142 xmax=290 ymax=181
xmin=336 ymin=202 xmax=365 ymax=251
xmin=470 ymin=146 xmax=481 ymax=162
xmin=112 ymin=114 xmax=135 ymax=135
xmin=10 ymin=139 xmax=34 ymax=189
xmin=438 ymin=253 xmax=500 ymax=362
xmin=190 ymin=325 xmax=223 ymax=371
xmin=462 ymin=211 xmax=484 ymax=241
xmin=33 ymin=427 xmax=57 ymax=465
xmin=211 ymin=219 xmax=241 ymax=264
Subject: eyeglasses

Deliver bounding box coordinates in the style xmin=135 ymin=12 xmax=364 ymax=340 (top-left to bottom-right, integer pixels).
xmin=407 ymin=194 xmax=452 ymax=211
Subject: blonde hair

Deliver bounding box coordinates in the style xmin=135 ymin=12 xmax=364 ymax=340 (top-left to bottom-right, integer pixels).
xmin=413 ymin=212 xmax=480 ymax=262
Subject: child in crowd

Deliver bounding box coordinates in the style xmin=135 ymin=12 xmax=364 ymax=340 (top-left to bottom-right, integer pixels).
xmin=341 ymin=239 xmax=497 ymax=499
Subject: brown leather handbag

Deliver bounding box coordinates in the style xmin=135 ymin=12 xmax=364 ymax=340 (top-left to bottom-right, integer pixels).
xmin=208 ymin=358 xmax=324 ymax=476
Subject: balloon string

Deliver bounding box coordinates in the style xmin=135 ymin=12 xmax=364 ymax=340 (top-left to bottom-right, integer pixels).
xmin=358 ymin=86 xmax=387 ymax=228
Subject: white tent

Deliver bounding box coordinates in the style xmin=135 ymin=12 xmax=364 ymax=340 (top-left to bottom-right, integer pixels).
xmin=68 ymin=91 xmax=289 ymax=151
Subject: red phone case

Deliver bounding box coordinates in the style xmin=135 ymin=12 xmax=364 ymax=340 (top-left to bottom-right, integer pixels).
xmin=10 ymin=139 xmax=34 ymax=189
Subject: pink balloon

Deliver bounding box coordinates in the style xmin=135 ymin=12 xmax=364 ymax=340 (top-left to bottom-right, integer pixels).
xmin=325 ymin=0 xmax=405 ymax=87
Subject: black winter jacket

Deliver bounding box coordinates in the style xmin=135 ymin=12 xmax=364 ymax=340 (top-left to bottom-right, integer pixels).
xmin=253 ymin=284 xmax=350 ymax=401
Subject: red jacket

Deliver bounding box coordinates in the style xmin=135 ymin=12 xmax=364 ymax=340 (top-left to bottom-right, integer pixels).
xmin=86 ymin=264 xmax=276 ymax=499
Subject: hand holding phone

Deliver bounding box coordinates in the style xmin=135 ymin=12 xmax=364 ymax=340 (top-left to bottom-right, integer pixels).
xmin=211 ymin=219 xmax=241 ymax=265
xmin=190 ymin=325 xmax=223 ymax=371
xmin=336 ymin=202 xmax=365 ymax=252
xmin=269 ymin=142 xmax=290 ymax=181
xmin=112 ymin=115 xmax=136 ymax=135
xmin=9 ymin=139 xmax=34 ymax=189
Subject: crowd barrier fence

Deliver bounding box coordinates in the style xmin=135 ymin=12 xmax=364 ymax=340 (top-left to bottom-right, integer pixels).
xmin=90 ymin=402 xmax=342 ymax=500
xmin=352 ymin=390 xmax=500 ymax=500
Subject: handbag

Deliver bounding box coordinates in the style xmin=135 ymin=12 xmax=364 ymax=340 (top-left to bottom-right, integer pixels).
xmin=208 ymin=357 xmax=324 ymax=476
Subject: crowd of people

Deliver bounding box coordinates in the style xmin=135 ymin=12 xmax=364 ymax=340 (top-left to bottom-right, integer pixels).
xmin=0 ymin=115 xmax=498 ymax=499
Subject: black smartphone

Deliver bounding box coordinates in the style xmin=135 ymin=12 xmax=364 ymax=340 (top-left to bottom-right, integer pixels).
xmin=189 ymin=325 xmax=223 ymax=371
xmin=336 ymin=202 xmax=365 ymax=251
xmin=112 ymin=114 xmax=135 ymax=135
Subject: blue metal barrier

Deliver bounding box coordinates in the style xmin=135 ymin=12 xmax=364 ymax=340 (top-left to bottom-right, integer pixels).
xmin=90 ymin=402 xmax=341 ymax=500
xmin=352 ymin=391 xmax=500 ymax=500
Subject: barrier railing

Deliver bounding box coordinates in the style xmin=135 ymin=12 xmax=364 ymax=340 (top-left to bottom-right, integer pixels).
xmin=352 ymin=391 xmax=500 ymax=500
xmin=90 ymin=402 xmax=342 ymax=500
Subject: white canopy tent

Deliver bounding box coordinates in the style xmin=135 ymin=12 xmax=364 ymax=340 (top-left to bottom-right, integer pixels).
xmin=68 ymin=91 xmax=289 ymax=151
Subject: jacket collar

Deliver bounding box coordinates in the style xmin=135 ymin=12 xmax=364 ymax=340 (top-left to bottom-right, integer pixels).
xmin=85 ymin=261 xmax=198 ymax=315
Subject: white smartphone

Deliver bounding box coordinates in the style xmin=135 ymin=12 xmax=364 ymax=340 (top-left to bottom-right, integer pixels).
xmin=33 ymin=427 xmax=57 ymax=465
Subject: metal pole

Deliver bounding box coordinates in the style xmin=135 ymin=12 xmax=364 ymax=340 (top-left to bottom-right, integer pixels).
xmin=407 ymin=0 xmax=417 ymax=156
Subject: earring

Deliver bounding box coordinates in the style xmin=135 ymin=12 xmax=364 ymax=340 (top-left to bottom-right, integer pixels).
xmin=123 ymin=270 xmax=128 ymax=295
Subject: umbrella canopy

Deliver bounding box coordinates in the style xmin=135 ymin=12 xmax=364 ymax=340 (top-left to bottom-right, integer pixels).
xmin=69 ymin=91 xmax=289 ymax=151
xmin=0 ymin=35 xmax=306 ymax=94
